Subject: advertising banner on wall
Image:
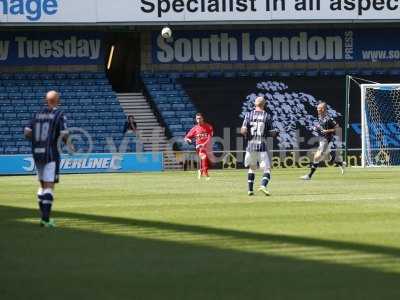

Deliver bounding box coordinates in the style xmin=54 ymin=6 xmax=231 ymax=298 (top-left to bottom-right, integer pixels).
xmin=152 ymin=29 xmax=400 ymax=64
xmin=0 ymin=153 xmax=164 ymax=175
xmin=1 ymin=0 xmax=400 ymax=24
xmin=0 ymin=32 xmax=104 ymax=65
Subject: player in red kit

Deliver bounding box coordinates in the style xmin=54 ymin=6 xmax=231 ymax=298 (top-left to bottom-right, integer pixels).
xmin=185 ymin=113 xmax=213 ymax=180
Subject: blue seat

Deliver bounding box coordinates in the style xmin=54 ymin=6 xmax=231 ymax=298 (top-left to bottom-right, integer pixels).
xmin=7 ymin=87 xmax=19 ymax=93
xmin=3 ymin=81 xmax=16 ymax=87
xmin=209 ymin=71 xmax=223 ymax=78
xmin=237 ymin=71 xmax=250 ymax=78
xmin=143 ymin=78 xmax=158 ymax=84
xmin=161 ymin=84 xmax=174 ymax=91
xmin=186 ymin=103 xmax=195 ymax=110
xmin=250 ymin=71 xmax=264 ymax=78
xmin=278 ymin=71 xmax=291 ymax=77
xmin=181 ymin=72 xmax=195 ymax=78
xmin=169 ymin=97 xmax=183 ymax=104
xmin=80 ymin=73 xmax=94 ymax=79
xmin=305 ymin=69 xmax=319 ymax=77
xmin=169 ymin=124 xmax=183 ymax=131
xmin=320 ymin=69 xmax=333 ymax=76
xmin=196 ymin=72 xmax=209 ymax=78
xmin=173 ymin=131 xmax=186 ymax=137
xmin=147 ymin=84 xmax=161 ymax=91
xmin=155 ymin=73 xmax=169 ymax=78
xmin=95 ymin=79 xmax=109 ymax=85
xmin=5 ymin=145 xmax=18 ymax=153
xmin=388 ymin=69 xmax=400 ymax=76
xmin=172 ymin=104 xmax=186 ymax=111
xmin=16 ymin=140 xmax=29 ymax=146
xmin=0 ymin=74 xmax=13 ymax=80
xmin=360 ymin=69 xmax=374 ymax=76
xmin=348 ymin=69 xmax=359 ymax=76
xmin=4 ymin=113 xmax=17 ymax=119
xmin=168 ymin=72 xmax=181 ymax=79
xmin=93 ymin=73 xmax=106 ymax=79
xmin=10 ymin=126 xmax=21 ymax=133
xmin=158 ymin=78 xmax=171 ymax=84
xmin=66 ymin=73 xmax=80 ymax=79
xmin=333 ymin=69 xmax=346 ymax=76
xmin=18 ymin=113 xmax=31 ymax=119
xmin=164 ymin=118 xmax=180 ymax=125
xmin=19 ymin=146 xmax=31 ymax=153
xmin=14 ymin=74 xmax=27 ymax=80
xmin=141 ymin=71 xmax=154 ymax=78
xmin=176 ymin=111 xmax=193 ymax=118
xmin=158 ymin=104 xmax=172 ymax=111
xmin=293 ymin=70 xmax=305 ymax=76
xmin=374 ymin=69 xmax=387 ymax=76
xmin=264 ymin=71 xmax=277 ymax=77
xmin=15 ymin=107 xmax=28 ymax=113
xmin=224 ymin=71 xmax=236 ymax=78
xmin=162 ymin=111 xmax=176 ymax=118
xmin=39 ymin=73 xmax=54 ymax=80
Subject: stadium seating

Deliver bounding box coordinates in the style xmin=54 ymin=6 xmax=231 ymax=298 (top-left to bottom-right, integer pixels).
xmin=143 ymin=68 xmax=400 ymax=82
xmin=0 ymin=72 xmax=138 ymax=155
xmin=143 ymin=73 xmax=197 ymax=150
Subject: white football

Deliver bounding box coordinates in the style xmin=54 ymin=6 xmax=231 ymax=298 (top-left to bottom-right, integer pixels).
xmin=161 ymin=27 xmax=172 ymax=39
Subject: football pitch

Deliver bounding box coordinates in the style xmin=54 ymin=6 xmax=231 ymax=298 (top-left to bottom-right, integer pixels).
xmin=1 ymin=168 xmax=400 ymax=300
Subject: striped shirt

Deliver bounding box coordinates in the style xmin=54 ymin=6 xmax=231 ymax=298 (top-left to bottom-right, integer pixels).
xmin=242 ymin=110 xmax=274 ymax=152
xmin=26 ymin=107 xmax=67 ymax=164
xmin=316 ymin=115 xmax=337 ymax=142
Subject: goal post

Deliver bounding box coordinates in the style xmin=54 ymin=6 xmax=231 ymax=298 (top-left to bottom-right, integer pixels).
xmin=360 ymin=83 xmax=400 ymax=167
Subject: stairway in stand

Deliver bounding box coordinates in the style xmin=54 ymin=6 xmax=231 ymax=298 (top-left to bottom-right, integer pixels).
xmin=117 ymin=93 xmax=182 ymax=170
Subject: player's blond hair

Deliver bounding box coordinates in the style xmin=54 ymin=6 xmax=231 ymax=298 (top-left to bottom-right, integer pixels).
xmin=255 ymin=97 xmax=266 ymax=108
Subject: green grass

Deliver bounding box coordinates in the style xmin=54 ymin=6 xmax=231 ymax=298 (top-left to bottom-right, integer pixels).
xmin=1 ymin=167 xmax=400 ymax=300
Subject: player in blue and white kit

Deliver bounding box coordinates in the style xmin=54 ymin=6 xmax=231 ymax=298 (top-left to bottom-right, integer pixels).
xmin=301 ymin=102 xmax=345 ymax=180
xmin=241 ymin=97 xmax=278 ymax=196
xmin=24 ymin=91 xmax=73 ymax=227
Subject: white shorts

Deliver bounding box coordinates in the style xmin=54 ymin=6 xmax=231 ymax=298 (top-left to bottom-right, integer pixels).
xmin=317 ymin=139 xmax=332 ymax=156
xmin=36 ymin=162 xmax=57 ymax=183
xmin=244 ymin=151 xmax=271 ymax=170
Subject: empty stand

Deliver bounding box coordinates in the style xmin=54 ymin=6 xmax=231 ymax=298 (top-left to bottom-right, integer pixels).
xmin=142 ymin=73 xmax=197 ymax=151
xmin=0 ymin=72 xmax=138 ymax=155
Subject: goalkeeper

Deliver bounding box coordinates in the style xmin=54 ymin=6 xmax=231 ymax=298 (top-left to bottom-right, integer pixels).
xmin=301 ymin=102 xmax=345 ymax=180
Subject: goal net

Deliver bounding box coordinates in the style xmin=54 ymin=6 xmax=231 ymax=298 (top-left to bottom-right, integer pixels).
xmin=361 ymin=84 xmax=400 ymax=167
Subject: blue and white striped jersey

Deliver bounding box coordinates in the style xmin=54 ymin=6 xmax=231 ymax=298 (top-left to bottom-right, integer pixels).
xmin=26 ymin=107 xmax=67 ymax=164
xmin=242 ymin=110 xmax=274 ymax=152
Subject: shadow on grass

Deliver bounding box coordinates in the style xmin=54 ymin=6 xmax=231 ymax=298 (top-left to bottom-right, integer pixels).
xmin=1 ymin=205 xmax=400 ymax=300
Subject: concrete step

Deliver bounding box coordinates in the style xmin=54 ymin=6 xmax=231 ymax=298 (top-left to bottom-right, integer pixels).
xmin=126 ymin=112 xmax=155 ymax=115
xmin=117 ymin=94 xmax=144 ymax=97
xmin=119 ymin=100 xmax=148 ymax=104
xmin=122 ymin=106 xmax=149 ymax=109
xmin=137 ymin=128 xmax=165 ymax=132
xmin=137 ymin=123 xmax=162 ymax=126
xmin=117 ymin=92 xmax=181 ymax=170
xmin=122 ymin=105 xmax=151 ymax=109
xmin=119 ymin=99 xmax=147 ymax=103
